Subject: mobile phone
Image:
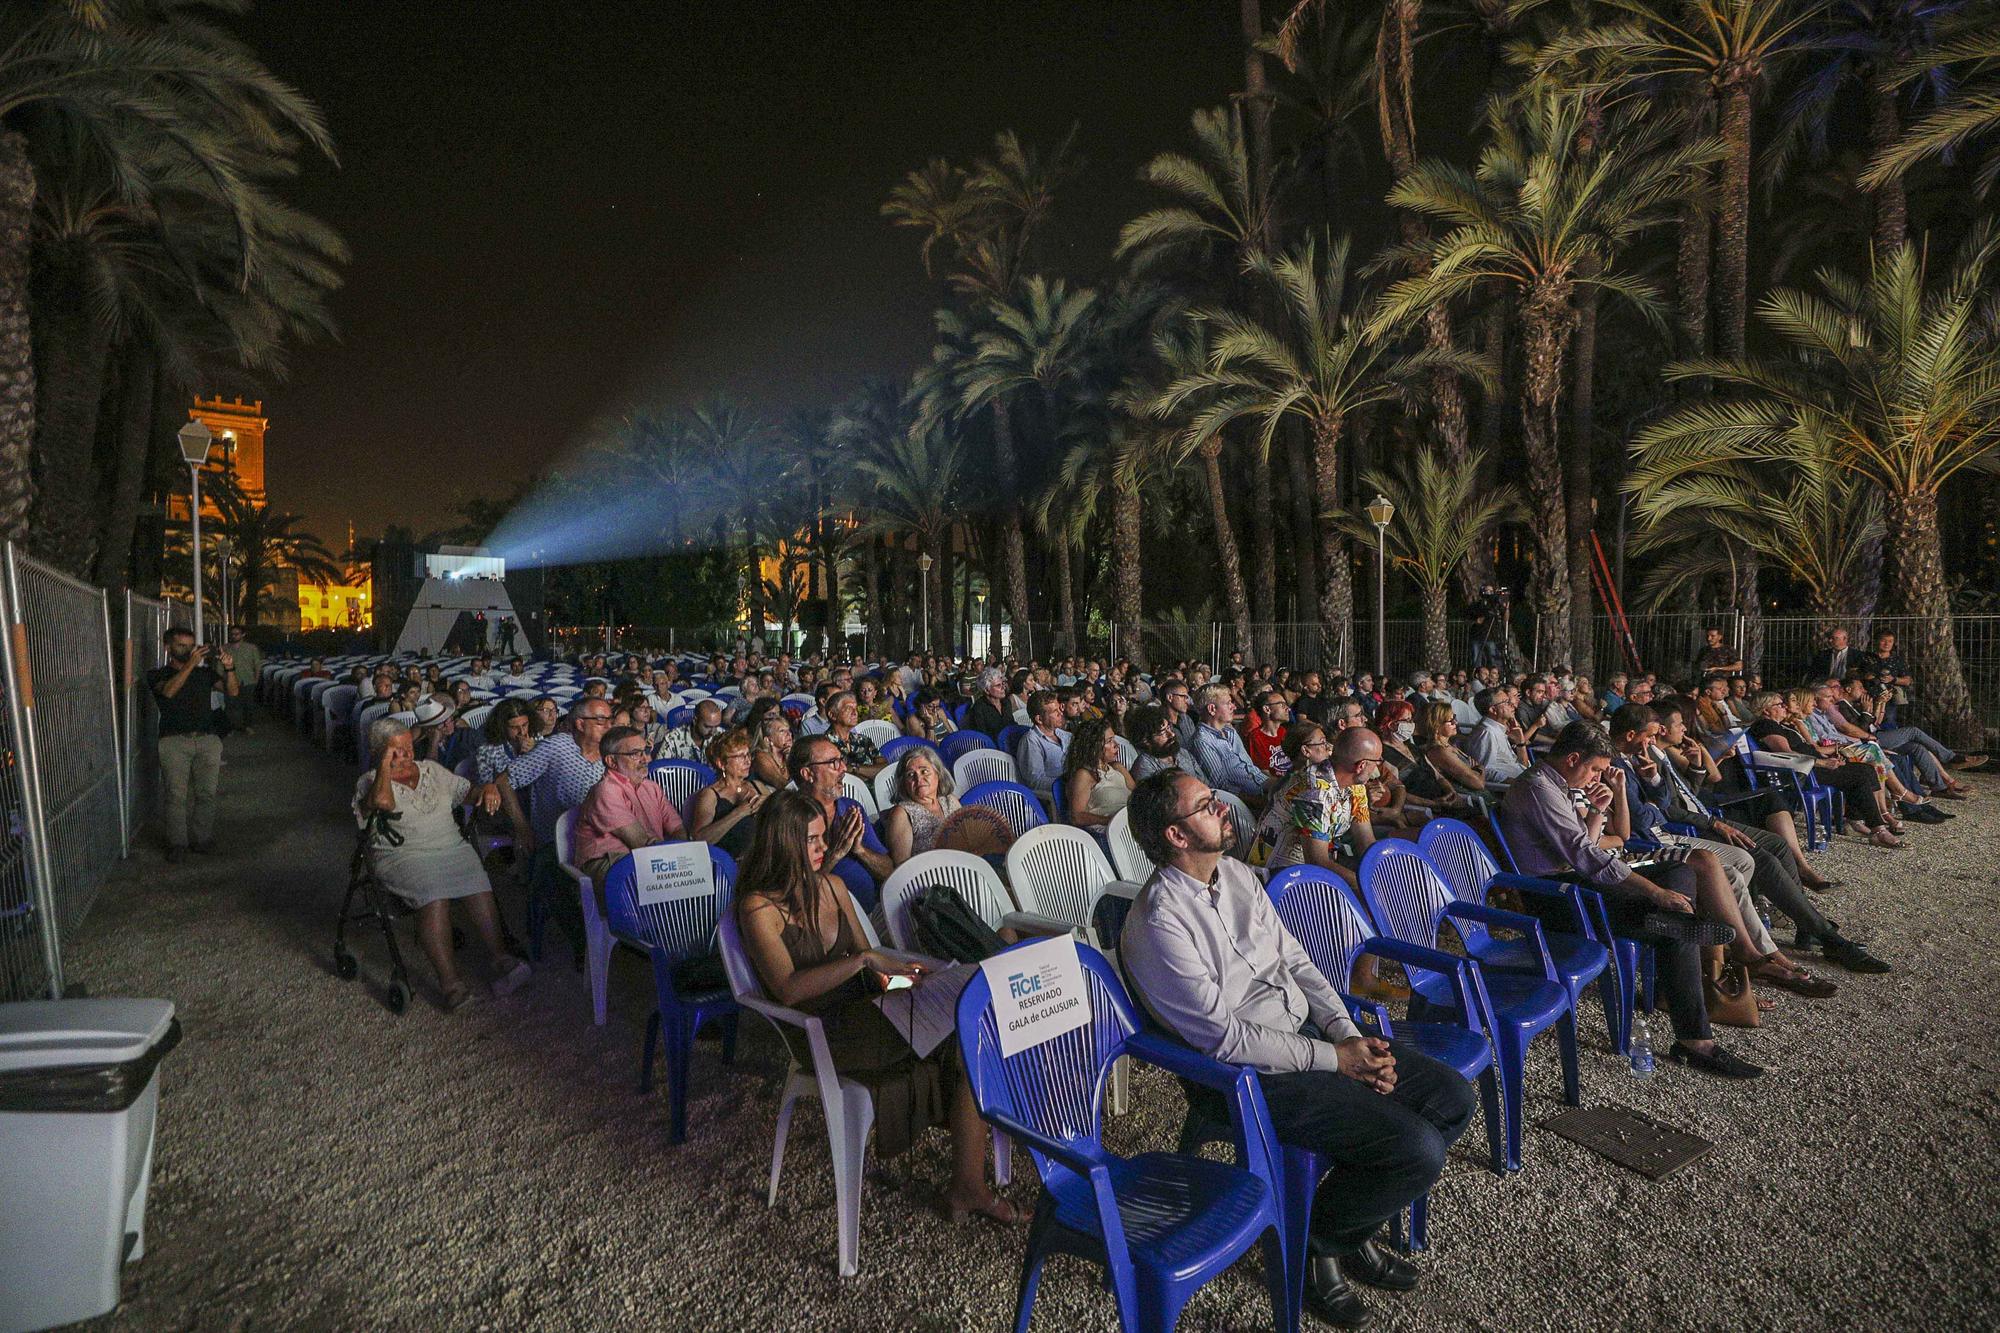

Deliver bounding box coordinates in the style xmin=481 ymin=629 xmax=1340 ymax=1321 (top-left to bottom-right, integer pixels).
xmin=880 ymin=972 xmax=915 ymax=993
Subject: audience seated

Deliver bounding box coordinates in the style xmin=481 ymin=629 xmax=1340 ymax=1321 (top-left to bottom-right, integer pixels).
xmin=878 ymin=743 xmax=961 ymax=865
xmin=1012 ymin=689 xmax=1072 ymax=800
xmin=789 ymin=736 xmax=894 ymax=892
xmin=1059 ymin=715 xmax=1133 ymax=830
xmin=657 ymin=699 xmax=725 ymax=763
xmin=687 ymin=728 xmax=771 ymax=859
xmin=573 ymin=725 xmax=685 ymax=888
xmin=1460 ymin=687 xmax=1528 ymax=785
xmin=1185 ymin=683 xmax=1269 ymax=808
xmin=821 ymin=690 xmax=886 ymax=779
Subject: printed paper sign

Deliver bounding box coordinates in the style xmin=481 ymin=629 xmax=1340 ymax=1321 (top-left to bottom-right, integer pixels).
xmin=981 ymin=934 xmax=1093 ymax=1059
xmin=632 ymin=842 xmax=716 ymax=907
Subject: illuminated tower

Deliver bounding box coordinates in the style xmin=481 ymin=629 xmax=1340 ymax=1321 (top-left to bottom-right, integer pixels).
xmin=168 ymin=395 xmax=267 ymax=520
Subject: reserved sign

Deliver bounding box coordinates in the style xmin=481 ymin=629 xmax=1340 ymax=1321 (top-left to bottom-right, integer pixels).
xmin=633 ymin=842 xmax=716 ymax=906
xmin=981 ymin=935 xmax=1093 ymax=1058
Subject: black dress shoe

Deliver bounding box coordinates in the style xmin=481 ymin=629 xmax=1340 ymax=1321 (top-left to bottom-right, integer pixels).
xmin=1821 ymin=936 xmax=1891 ymax=974
xmin=1641 ymin=912 xmax=1738 ymax=948
xmin=1667 ymin=1042 xmax=1763 ymax=1079
xmin=1344 ymin=1237 xmax=1420 ymax=1292
xmin=1899 ymin=803 xmax=1950 ymax=824
xmin=1305 ymin=1257 xmax=1373 ymax=1328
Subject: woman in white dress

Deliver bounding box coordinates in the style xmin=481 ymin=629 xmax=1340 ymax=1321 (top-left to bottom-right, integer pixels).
xmin=355 ymin=717 xmax=532 ymax=1010
xmin=1061 ymin=716 xmax=1133 ymax=830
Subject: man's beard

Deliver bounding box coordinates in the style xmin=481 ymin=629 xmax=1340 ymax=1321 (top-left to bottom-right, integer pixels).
xmin=1140 ymin=734 xmax=1179 ymax=759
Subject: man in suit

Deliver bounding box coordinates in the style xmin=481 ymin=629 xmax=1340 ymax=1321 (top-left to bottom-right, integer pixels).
xmin=1800 ymin=626 xmax=1856 ymax=686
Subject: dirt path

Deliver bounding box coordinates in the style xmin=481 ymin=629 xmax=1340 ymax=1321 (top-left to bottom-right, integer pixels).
xmin=59 ymin=720 xmax=2000 ymax=1331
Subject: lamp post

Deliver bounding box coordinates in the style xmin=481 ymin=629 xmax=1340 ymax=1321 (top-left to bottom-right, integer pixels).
xmin=1365 ymin=493 xmax=1395 ymax=679
xmin=177 ymin=420 xmax=215 ymax=641
xmin=917 ymin=551 xmax=933 ymax=652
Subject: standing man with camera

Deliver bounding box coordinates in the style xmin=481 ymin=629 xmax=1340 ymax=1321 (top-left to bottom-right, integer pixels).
xmin=224 ymin=624 xmax=261 ymax=734
xmin=149 ymin=627 xmax=237 ymax=863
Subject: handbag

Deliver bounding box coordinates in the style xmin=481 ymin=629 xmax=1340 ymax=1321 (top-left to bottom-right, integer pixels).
xmin=910 ymin=883 xmax=1006 ymax=963
xmin=1702 ymin=945 xmax=1760 ymax=1028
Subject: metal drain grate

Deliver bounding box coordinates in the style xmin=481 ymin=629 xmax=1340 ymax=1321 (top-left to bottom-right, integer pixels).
xmin=1538 ymin=1105 xmax=1714 ymax=1179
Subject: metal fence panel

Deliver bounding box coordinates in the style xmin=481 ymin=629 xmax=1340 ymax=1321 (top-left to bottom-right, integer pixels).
xmin=123 ymin=591 xmax=180 ymax=847
xmin=6 ymin=546 xmax=125 ymax=947
xmin=0 ymin=567 xmax=53 ymax=1000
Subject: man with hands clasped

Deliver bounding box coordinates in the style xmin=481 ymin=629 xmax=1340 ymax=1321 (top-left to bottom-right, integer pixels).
xmin=1121 ymin=770 xmax=1474 ymax=1328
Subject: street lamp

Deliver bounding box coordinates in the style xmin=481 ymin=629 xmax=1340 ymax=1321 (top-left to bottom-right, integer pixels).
xmin=917 ymin=551 xmax=934 ymax=652
xmin=177 ymin=420 xmax=215 ymax=641
xmin=1366 ymin=493 xmax=1395 ymax=678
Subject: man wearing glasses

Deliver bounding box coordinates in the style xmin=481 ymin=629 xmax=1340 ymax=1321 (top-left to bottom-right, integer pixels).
xmin=573 ymin=725 xmax=685 ymax=889
xmin=1121 ymin=770 xmax=1474 ymax=1327
xmin=789 ymin=736 xmax=893 ymax=908
xmin=505 ymin=699 xmax=614 ymax=962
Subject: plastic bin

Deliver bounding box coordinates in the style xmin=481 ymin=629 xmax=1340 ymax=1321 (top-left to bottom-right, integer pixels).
xmin=0 ymin=999 xmax=180 ymax=1333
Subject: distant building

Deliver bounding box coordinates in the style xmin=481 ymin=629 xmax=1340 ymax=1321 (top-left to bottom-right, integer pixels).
xmin=169 ymin=396 xmax=267 ymax=522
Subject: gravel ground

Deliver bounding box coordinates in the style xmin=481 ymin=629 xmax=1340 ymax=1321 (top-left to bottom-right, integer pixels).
xmin=58 ymin=721 xmax=2000 ymax=1331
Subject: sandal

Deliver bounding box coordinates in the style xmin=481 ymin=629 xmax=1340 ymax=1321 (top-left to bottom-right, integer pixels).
xmin=1749 ymin=958 xmax=1838 ymax=998
xmin=941 ymin=1191 xmax=1027 ymax=1227
xmin=1868 ymin=829 xmax=1904 ymax=849
xmin=492 ymin=958 xmax=533 ymax=997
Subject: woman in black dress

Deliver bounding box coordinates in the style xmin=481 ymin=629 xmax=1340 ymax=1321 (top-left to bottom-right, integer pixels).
xmin=1746 ymin=691 xmax=1902 ymax=849
xmin=734 ymin=792 xmax=1021 ymax=1224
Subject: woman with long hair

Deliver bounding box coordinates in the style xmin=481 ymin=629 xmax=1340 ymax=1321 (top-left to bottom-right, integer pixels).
xmin=1411 ymin=699 xmax=1488 ymax=803
xmin=734 ymin=792 xmax=1019 ymax=1224
xmin=1060 ymin=715 xmax=1133 ymax=830
xmin=752 ymin=711 xmax=795 ymax=789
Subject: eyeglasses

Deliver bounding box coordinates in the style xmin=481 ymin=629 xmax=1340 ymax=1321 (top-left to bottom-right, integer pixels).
xmin=1170 ymin=794 xmax=1225 ymax=824
xmin=606 ymin=747 xmax=649 ymax=759
xmin=807 ymin=755 xmax=847 ymax=769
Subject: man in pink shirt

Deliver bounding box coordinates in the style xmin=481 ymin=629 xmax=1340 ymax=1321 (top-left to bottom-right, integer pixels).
xmin=574 ymin=726 xmax=684 ymax=887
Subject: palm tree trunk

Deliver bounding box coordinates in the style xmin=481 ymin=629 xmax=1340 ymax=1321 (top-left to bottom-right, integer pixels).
xmin=860 ymin=539 xmax=882 ymax=659
xmin=1285 ymin=428 xmax=1319 ymax=638
xmin=743 ymin=522 xmax=766 ymax=641
xmin=1866 ymin=80 xmax=1907 ymax=254
xmin=92 ymin=342 xmax=158 ymax=595
xmin=1567 ymin=285 xmax=1599 ymax=674
xmin=1249 ymin=447 xmax=1276 ymax=661
xmin=1462 ymin=299 xmax=1508 ymax=600
xmin=1053 ymin=538 xmax=1076 ymax=656
xmin=990 ymin=396 xmax=1032 ymax=653
xmin=1421 ymin=582 xmax=1450 ymax=675
xmin=1240 ymin=0 xmax=1275 ymax=250
xmin=27 ymin=238 xmax=111 ymax=576
xmin=1736 ymin=548 xmax=1763 ymax=677
xmin=1112 ymin=478 xmax=1146 ymax=671
xmin=1200 ymin=444 xmax=1255 ymax=660
xmin=1713 ymin=76 xmax=1753 ymax=361
xmin=1883 ymin=487 xmax=1977 ymax=746
xmin=0 ymin=129 xmax=33 ymax=545
xmin=1519 ymin=301 xmax=1573 ymax=670
xmin=928 ymin=536 xmax=949 ymax=657
xmin=1308 ymin=419 xmax=1355 ymax=667
xmin=1675 ymin=95 xmax=1714 ymax=369
xmin=985 ymin=518 xmax=1005 ymax=656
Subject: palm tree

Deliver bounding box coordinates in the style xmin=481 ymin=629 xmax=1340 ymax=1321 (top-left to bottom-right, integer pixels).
xmin=1376 ymin=92 xmax=1716 ymax=669
xmin=1861 ymin=17 xmax=2000 ymax=198
xmin=1160 ymin=233 xmax=1492 ymax=664
xmin=1339 ymin=446 xmax=1524 ymax=672
xmin=852 ymin=417 xmax=965 ymax=659
xmin=831 ymin=379 xmax=919 ymax=652
xmin=1626 ymin=434 xmax=1886 ymax=633
xmin=1628 ymin=231 xmax=2000 ymax=744
xmin=683 ymin=396 xmax=774 ymax=639
xmin=0 ymin=0 xmax=337 ymax=550
xmin=175 ymin=468 xmax=339 ymax=627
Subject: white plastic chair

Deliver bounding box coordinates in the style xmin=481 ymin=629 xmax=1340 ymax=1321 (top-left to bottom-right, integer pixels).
xmin=877 ymin=850 xmax=1069 ymax=949
xmin=1003 ymin=825 xmax=1141 ymax=940
xmin=872 ymin=761 xmax=902 ymax=814
xmin=1113 ymin=733 xmax=1137 ymax=769
xmin=841 ymin=772 xmax=880 ymax=819
xmin=852 ymin=718 xmax=899 ymax=750
xmin=1214 ymin=789 xmax=1255 ymax=861
xmin=952 ymin=748 xmax=1018 ymax=793
xmin=715 ymin=878 xmax=1007 ymax=1277
xmin=556 ymin=808 xmax=616 ymax=1026
xmin=460 ymin=703 xmax=494 ymax=733
xmin=1105 ymin=807 xmax=1156 ymax=884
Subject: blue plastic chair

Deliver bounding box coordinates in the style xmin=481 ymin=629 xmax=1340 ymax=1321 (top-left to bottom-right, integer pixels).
xmin=647 ymin=759 xmax=717 ymax=825
xmin=1049 ymin=770 xmax=1071 ymax=824
xmin=603 ymin=846 xmax=741 ymax=1144
xmin=1358 ymin=843 xmax=1579 ymax=1172
xmin=950 ymin=700 xmax=971 ymax=726
xmin=1419 ymin=818 xmax=1623 ymax=1054
xmin=878 ymin=734 xmax=926 ymax=762
xmin=1734 ymin=732 xmax=1840 ymax=851
xmin=940 ymin=730 xmax=997 ymax=764
xmin=1263 ymin=864 xmax=1505 ymax=1191
xmin=998 ymin=723 xmax=1029 ymax=754
xmin=962 ymin=780 xmax=1049 ymax=838
xmin=957 ymin=942 xmax=1295 ymax=1333
xmin=664 ymin=704 xmax=694 ymax=728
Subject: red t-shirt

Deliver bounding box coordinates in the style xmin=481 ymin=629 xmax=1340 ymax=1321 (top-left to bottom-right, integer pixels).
xmin=1245 ymin=722 xmax=1288 ymax=773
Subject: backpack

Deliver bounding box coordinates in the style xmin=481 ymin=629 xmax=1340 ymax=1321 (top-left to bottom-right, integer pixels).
xmin=909 ymin=883 xmax=1006 ymax=963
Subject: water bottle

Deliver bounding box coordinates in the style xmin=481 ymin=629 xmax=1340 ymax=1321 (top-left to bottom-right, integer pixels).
xmin=1627 ymin=1008 xmax=1655 ymax=1078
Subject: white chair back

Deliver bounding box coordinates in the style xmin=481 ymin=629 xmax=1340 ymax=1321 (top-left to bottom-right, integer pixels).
xmin=952 ymin=748 xmax=1018 ymax=793
xmin=876 ymin=851 xmax=1018 ymax=951
xmin=1113 ymin=734 xmax=1137 ymax=769
xmin=841 ymin=771 xmax=880 ymax=818
xmin=853 ymin=719 xmax=900 ymax=750
xmin=873 ymin=761 xmax=902 ymax=814
xmin=1214 ymin=789 xmax=1254 ymax=860
xmin=1106 ymin=807 xmax=1155 ymax=883
xmin=1005 ymin=825 xmax=1119 ymax=932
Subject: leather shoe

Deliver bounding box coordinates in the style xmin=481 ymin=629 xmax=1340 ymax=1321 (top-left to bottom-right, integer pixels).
xmin=1667 ymin=1042 xmax=1763 ymax=1079
xmin=1344 ymin=1237 xmax=1420 ymax=1292
xmin=1305 ymin=1257 xmax=1373 ymax=1328
xmin=1821 ymin=936 xmax=1891 ymax=974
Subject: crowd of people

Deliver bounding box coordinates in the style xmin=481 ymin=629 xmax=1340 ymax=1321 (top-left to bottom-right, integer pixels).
xmin=228 ymin=623 xmax=1989 ymax=1327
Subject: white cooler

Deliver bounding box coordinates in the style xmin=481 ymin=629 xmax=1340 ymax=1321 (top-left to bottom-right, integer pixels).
xmin=0 ymin=998 xmax=180 ymax=1333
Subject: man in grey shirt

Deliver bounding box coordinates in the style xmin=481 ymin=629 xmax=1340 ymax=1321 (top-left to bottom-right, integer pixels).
xmin=1121 ymin=769 xmax=1474 ymax=1325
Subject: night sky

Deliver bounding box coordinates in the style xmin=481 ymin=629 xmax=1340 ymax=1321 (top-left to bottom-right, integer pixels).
xmin=231 ymin=1 xmax=1248 ymax=547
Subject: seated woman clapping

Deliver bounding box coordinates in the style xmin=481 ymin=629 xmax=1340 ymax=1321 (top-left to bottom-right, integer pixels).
xmin=734 ymin=791 xmax=1020 ymax=1224
xmin=355 ymin=717 xmax=531 ymax=1011
xmin=688 ymin=728 xmax=771 ymax=859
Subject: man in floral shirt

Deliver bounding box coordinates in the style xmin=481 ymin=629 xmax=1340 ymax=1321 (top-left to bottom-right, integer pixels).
xmin=1254 ymin=724 xmax=1380 ymax=883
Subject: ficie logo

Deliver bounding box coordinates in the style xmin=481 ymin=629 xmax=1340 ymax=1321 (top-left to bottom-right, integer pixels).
xmin=1008 ymin=971 xmax=1043 ymax=999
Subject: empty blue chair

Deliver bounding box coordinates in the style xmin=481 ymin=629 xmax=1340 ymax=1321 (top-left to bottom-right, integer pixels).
xmin=1358 ymin=842 xmax=1578 ymax=1172
xmin=1263 ymin=864 xmax=1506 ymax=1211
xmin=957 ymin=942 xmax=1295 ymax=1333
xmin=1419 ymin=818 xmax=1622 ymax=1053
xmin=647 ymin=759 xmax=717 ymax=825
xmin=603 ymin=846 xmax=741 ymax=1144
xmin=962 ymin=780 xmax=1048 ymax=838
xmin=878 ymin=734 xmax=926 ymax=762
xmin=940 ymin=730 xmax=996 ymax=764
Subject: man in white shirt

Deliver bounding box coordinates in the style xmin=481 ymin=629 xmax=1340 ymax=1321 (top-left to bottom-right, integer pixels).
xmin=497 ymin=657 xmax=536 ymax=688
xmin=1120 ymin=770 xmax=1474 ymax=1326
xmin=461 ymin=655 xmax=497 ymax=690
xmin=1459 ymin=687 xmax=1528 ymax=784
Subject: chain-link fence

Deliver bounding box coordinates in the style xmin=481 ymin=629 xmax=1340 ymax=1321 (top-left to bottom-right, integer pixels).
xmin=0 ymin=544 xmax=127 ymax=998
xmin=122 ymin=591 xmax=189 ymax=850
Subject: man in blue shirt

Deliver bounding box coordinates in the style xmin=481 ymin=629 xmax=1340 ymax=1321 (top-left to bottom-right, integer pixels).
xmin=1013 ymin=690 xmax=1071 ymax=800
xmin=1185 ymin=683 xmax=1268 ymax=809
